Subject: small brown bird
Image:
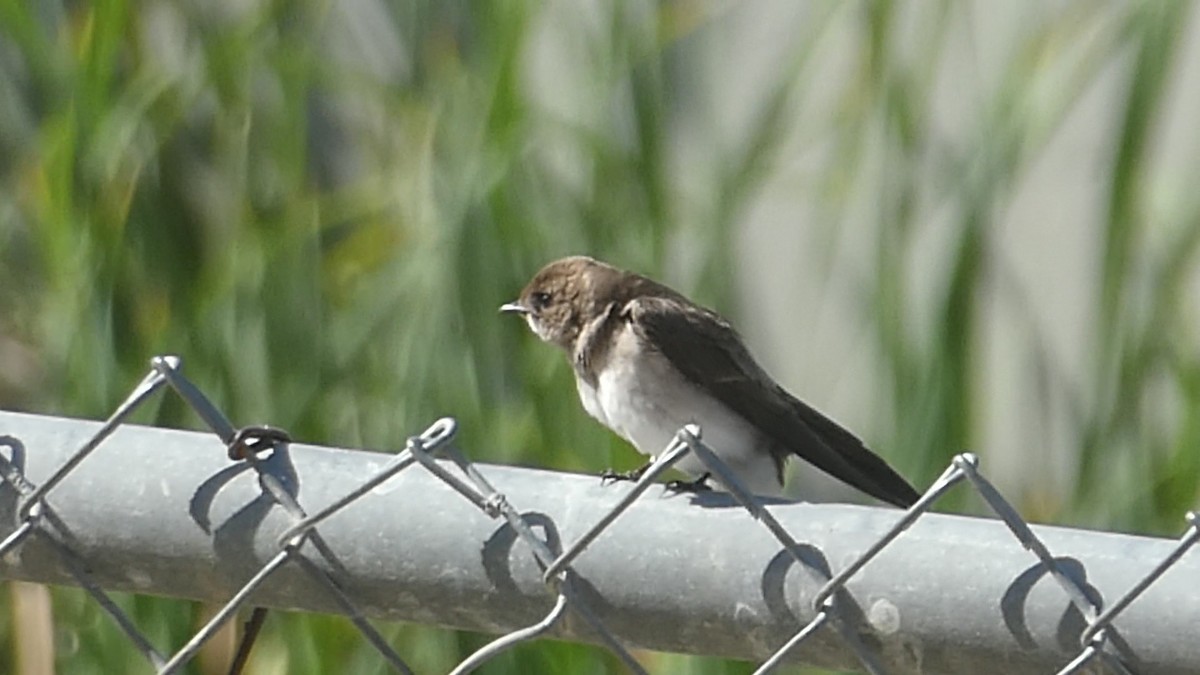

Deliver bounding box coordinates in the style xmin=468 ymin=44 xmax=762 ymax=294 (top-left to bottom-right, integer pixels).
xmin=502 ymin=256 xmax=919 ymax=507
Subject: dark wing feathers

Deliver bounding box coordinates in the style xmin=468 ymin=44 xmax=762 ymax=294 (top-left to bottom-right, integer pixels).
xmin=627 ymin=295 xmax=919 ymax=508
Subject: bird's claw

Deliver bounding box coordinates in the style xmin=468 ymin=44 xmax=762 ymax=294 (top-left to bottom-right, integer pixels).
xmin=599 ymin=465 xmax=649 ymax=485
xmin=665 ymin=472 xmax=713 ymax=494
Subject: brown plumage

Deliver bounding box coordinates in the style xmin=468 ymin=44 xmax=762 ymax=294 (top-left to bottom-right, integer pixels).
xmin=502 ymin=255 xmax=919 ymax=508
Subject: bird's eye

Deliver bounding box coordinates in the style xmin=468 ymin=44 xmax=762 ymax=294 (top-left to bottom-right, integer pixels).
xmin=531 ymin=291 xmax=552 ymax=309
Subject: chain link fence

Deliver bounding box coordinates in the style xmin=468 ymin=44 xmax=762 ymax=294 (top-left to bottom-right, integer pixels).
xmin=0 ymin=356 xmax=1197 ymax=674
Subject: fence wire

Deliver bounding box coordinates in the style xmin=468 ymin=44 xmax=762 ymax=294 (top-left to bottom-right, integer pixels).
xmin=0 ymin=355 xmax=1196 ymax=674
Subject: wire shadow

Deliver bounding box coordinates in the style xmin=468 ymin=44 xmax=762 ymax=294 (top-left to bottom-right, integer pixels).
xmin=1000 ymin=556 xmax=1139 ymax=668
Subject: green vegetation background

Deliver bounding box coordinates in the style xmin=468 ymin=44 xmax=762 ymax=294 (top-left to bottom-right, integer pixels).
xmin=0 ymin=1 xmax=1197 ymax=674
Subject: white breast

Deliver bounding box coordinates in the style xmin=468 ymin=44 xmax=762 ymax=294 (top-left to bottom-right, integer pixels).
xmin=575 ymin=323 xmax=783 ymax=496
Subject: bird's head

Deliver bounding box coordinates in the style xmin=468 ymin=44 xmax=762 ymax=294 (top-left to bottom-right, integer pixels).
xmin=501 ymin=256 xmax=622 ymax=350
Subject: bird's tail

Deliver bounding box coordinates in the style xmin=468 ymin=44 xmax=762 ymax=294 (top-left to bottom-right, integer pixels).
xmin=788 ymin=399 xmax=921 ymax=508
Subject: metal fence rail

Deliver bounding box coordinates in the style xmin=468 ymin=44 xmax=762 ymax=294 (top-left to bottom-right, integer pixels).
xmin=0 ymin=356 xmax=1197 ymax=674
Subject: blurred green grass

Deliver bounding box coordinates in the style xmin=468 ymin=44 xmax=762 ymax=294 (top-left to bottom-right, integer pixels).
xmin=0 ymin=1 xmax=1197 ymax=674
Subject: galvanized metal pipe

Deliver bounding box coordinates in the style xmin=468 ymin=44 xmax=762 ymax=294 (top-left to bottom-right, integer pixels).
xmin=0 ymin=410 xmax=1196 ymax=674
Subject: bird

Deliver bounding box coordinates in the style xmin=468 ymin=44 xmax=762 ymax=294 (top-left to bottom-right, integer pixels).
xmin=500 ymin=255 xmax=920 ymax=508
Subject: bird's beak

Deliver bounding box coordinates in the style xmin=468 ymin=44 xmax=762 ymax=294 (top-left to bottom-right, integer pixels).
xmin=499 ymin=301 xmax=530 ymax=315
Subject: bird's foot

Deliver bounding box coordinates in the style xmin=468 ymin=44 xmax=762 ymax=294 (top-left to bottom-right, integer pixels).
xmin=665 ymin=472 xmax=713 ymax=493
xmin=600 ymin=464 xmax=650 ymax=485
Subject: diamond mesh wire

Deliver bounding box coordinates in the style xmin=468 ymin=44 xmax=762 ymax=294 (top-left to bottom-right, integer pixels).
xmin=0 ymin=355 xmax=1195 ymax=674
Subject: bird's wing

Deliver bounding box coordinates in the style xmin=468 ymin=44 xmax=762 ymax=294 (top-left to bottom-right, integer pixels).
xmin=626 ymin=295 xmax=920 ymax=508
